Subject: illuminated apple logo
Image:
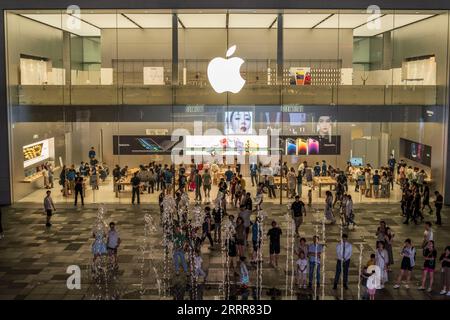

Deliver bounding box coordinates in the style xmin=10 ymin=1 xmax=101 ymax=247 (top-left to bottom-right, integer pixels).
xmin=207 ymin=45 xmax=245 ymax=93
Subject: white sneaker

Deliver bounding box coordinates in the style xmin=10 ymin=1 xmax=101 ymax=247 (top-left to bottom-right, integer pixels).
xmin=447 ymin=291 xmax=450 ymax=296
xmin=393 ymin=284 xmax=400 ymax=289
xmin=426 ymin=288 xmax=432 ymax=293
xmin=418 ymin=286 xmax=425 ymax=290
xmin=404 ymin=284 xmax=410 ymax=289
xmin=439 ymin=290 xmax=447 ymax=295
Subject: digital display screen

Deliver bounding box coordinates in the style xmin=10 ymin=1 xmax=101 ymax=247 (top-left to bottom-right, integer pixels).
xmin=186 ymin=135 xmax=268 ymax=156
xmin=400 ymin=138 xmax=432 ymax=167
xmin=284 ymin=136 xmax=340 ymax=155
xmin=113 ymin=135 xmax=182 ymax=155
xmin=23 ymin=138 xmax=54 ymax=168
xmin=224 ymin=111 xmax=254 ymax=135
xmin=350 ymin=157 xmax=363 ymax=166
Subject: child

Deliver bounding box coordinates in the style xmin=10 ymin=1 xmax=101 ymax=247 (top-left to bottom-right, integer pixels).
xmin=296 ymin=251 xmax=308 ymax=288
xmin=366 ymin=270 xmax=377 ymax=300
xmin=107 ymin=222 xmax=121 ymax=269
xmin=194 ymin=250 xmax=207 ymax=283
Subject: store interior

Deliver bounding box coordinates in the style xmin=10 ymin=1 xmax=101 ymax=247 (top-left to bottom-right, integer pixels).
xmin=5 ymin=9 xmax=449 ymax=204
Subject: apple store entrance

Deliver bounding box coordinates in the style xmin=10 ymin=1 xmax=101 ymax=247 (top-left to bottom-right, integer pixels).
xmin=5 ymin=9 xmax=448 ymax=206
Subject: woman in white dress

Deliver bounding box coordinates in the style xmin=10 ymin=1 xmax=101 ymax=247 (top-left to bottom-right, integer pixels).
xmin=375 ymin=241 xmax=389 ymax=288
xmin=324 ymin=191 xmax=336 ymax=223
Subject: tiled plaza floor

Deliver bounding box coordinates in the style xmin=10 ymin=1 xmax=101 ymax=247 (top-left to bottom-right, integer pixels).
xmin=0 ymin=201 xmax=449 ymax=300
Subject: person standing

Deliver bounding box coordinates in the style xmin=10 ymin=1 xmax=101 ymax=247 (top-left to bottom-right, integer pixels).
xmin=44 ymin=190 xmax=56 ymax=227
xmin=287 ymin=167 xmax=296 ymax=198
xmin=372 ymin=170 xmax=380 ymax=198
xmin=107 ymin=222 xmax=121 ymax=269
xmin=59 ymin=165 xmax=67 ymax=196
xmin=172 ymin=225 xmax=188 ymax=276
xmin=212 ymin=205 xmax=223 ymax=243
xmin=403 ymin=189 xmax=415 ymax=224
xmin=375 ymin=241 xmax=389 ymax=288
xmin=333 ymin=234 xmax=352 ymax=290
xmin=419 ymin=240 xmax=437 ymax=292
xmin=224 ymin=166 xmax=234 ymax=189
xmin=203 ymin=169 xmax=212 ymax=203
xmin=308 ymin=235 xmax=324 ymax=288
xmin=434 ymin=191 xmax=443 ymax=225
xmin=439 ymin=246 xmax=450 ymax=295
xmin=164 ymin=167 xmax=173 ymax=195
xmin=88 ymin=147 xmax=96 ymax=160
xmin=324 ymin=191 xmax=336 ymax=224
xmin=291 ymin=195 xmax=306 ymax=235
xmin=267 ymin=174 xmax=276 ymax=198
xmin=422 ymin=222 xmax=434 ymax=248
xmin=74 ymin=173 xmax=84 ymax=206
xmin=235 ymin=217 xmax=246 ymax=257
xmin=251 ymin=216 xmax=262 ymax=265
xmin=238 ymin=205 xmax=252 ymax=244
xmin=321 ymin=160 xmax=327 ymax=176
xmin=267 ymin=220 xmax=282 ymax=268
xmin=421 ymin=183 xmax=432 ymax=214
xmin=296 ymin=170 xmax=303 ymax=198
xmin=42 ymin=165 xmax=49 ymax=189
xmin=296 ymin=251 xmax=308 ymax=288
xmin=201 ymin=212 xmax=214 ymax=249
xmin=250 ymin=163 xmax=258 ymax=187
xmin=194 ymin=170 xmax=202 ymax=202
xmin=393 ymin=239 xmax=416 ymax=289
xmin=131 ymin=172 xmax=141 ymax=204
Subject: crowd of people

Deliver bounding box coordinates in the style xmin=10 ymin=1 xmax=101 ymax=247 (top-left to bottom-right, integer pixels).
xmin=34 ymin=154 xmax=450 ymax=300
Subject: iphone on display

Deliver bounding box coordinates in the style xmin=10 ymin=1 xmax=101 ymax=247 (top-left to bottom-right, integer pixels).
xmin=286 ymin=138 xmax=297 ymax=155
xmin=297 ymin=138 xmax=308 ymax=155
xmin=308 ymin=138 xmax=319 ymax=155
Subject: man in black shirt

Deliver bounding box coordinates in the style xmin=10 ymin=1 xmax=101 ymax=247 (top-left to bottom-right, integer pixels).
xmin=131 ymin=172 xmax=141 ymax=204
xmin=291 ymin=195 xmax=306 ymax=235
xmin=403 ymin=190 xmax=415 ymax=224
xmin=267 ymin=220 xmax=282 ymax=268
xmin=434 ymin=191 xmax=443 ymax=225
xmin=74 ymin=174 xmax=84 ymax=206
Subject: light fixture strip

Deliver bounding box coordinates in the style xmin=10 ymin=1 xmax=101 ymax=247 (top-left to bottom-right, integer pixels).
xmin=311 ymin=14 xmax=334 ymax=29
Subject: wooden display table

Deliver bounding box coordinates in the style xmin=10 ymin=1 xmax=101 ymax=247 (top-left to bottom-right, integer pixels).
xmin=114 ymin=168 xmax=140 ymax=197
xmin=313 ymin=176 xmax=336 ymax=197
xmin=22 ymin=166 xmax=61 ymax=183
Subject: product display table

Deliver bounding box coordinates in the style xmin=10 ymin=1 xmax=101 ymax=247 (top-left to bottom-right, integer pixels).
xmin=313 ymin=176 xmax=336 ymax=197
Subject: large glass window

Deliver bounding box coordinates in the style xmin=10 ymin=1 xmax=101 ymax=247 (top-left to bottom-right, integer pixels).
xmin=5 ymin=8 xmax=449 ymax=205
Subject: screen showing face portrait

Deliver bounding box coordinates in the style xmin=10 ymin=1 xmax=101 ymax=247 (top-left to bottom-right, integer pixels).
xmin=316 ymin=115 xmax=333 ymax=136
xmin=225 ymin=111 xmax=254 ymax=135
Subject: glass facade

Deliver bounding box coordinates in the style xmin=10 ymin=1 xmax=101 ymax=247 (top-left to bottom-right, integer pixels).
xmin=5 ymin=9 xmax=450 ymax=204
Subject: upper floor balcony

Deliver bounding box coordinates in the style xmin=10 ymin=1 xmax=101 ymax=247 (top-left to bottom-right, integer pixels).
xmin=15 ymin=84 xmax=438 ymax=106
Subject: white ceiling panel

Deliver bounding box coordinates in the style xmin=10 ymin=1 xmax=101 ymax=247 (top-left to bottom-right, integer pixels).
xmin=125 ymin=14 xmax=173 ymax=28
xmin=354 ymin=14 xmax=433 ymax=36
xmin=283 ymin=14 xmax=331 ymax=28
xmin=81 ymin=14 xmax=138 ymax=29
xmin=22 ymin=13 xmax=100 ymax=36
xmin=229 ymin=14 xmax=277 ymax=28
xmin=178 ymin=14 xmax=226 ymax=28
